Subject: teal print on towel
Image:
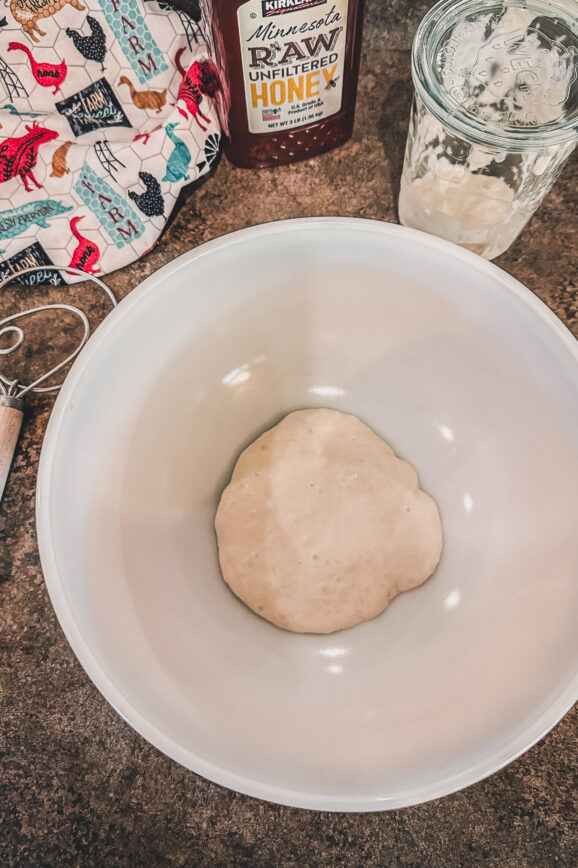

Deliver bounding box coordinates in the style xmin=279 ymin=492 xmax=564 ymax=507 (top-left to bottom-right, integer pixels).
xmin=74 ymin=163 xmax=145 ymax=249
xmin=97 ymin=0 xmax=168 ymax=84
xmin=2 ymin=104 xmax=41 ymax=118
xmin=163 ymin=123 xmax=191 ymax=183
xmin=0 ymin=199 xmax=72 ymax=251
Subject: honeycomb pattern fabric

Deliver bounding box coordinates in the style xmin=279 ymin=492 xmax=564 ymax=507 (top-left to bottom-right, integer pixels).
xmin=0 ymin=0 xmax=222 ymax=284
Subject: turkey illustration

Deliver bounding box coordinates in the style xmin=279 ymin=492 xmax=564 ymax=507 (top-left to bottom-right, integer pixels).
xmin=66 ymin=16 xmax=107 ymax=70
xmin=128 ymin=171 xmax=165 ymax=218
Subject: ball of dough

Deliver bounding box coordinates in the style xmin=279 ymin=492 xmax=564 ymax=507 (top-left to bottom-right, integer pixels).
xmin=215 ymin=409 xmax=443 ymax=633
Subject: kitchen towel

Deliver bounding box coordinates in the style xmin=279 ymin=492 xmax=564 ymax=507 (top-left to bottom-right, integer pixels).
xmin=0 ymin=0 xmax=222 ymax=284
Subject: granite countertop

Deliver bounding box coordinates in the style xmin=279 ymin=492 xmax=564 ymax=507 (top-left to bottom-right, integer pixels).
xmin=1 ymin=1 xmax=577 ymax=864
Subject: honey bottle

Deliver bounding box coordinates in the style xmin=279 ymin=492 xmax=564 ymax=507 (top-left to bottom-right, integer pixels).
xmin=200 ymin=0 xmax=366 ymax=168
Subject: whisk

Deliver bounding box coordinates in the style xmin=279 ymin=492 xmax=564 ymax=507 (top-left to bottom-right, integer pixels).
xmin=0 ymin=266 xmax=117 ymax=502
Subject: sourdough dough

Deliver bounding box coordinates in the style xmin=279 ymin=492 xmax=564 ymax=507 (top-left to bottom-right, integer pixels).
xmin=215 ymin=409 xmax=443 ymax=633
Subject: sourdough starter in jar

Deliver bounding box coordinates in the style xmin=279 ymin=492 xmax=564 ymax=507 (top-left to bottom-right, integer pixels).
xmin=399 ymin=0 xmax=578 ymax=259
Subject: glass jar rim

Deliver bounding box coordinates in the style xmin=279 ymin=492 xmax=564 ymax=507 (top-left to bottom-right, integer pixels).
xmin=411 ymin=0 xmax=578 ymax=152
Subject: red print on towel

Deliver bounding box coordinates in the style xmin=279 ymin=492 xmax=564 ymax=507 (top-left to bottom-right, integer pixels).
xmin=0 ymin=122 xmax=59 ymax=191
xmin=8 ymin=42 xmax=68 ymax=94
xmin=69 ymin=216 xmax=102 ymax=274
xmin=176 ymin=60 xmax=221 ymax=131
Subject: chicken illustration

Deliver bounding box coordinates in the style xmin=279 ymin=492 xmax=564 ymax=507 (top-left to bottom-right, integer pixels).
xmin=175 ymin=60 xmax=221 ymax=130
xmin=66 ymin=15 xmax=107 ymax=70
xmin=69 ymin=216 xmax=101 ymax=274
xmin=0 ymin=122 xmax=59 ymax=192
xmin=50 ymin=140 xmax=73 ymax=178
xmin=118 ymin=76 xmax=167 ymax=113
xmin=128 ymin=171 xmax=165 ymax=218
xmin=7 ymin=43 xmax=68 ymax=95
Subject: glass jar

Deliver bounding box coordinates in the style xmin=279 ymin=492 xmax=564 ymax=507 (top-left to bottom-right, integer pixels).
xmin=398 ymin=0 xmax=578 ymax=259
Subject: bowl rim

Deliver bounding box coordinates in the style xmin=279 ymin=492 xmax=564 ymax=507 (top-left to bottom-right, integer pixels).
xmin=36 ymin=217 xmax=578 ymax=812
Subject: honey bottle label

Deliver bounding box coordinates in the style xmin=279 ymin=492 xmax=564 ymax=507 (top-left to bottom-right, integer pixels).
xmin=237 ymin=0 xmax=349 ymax=134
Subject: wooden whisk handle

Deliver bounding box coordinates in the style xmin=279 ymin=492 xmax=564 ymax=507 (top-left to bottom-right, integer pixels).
xmin=0 ymin=395 xmax=24 ymax=504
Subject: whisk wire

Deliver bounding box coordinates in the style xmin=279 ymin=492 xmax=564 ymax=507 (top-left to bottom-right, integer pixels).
xmin=0 ymin=266 xmax=117 ymax=397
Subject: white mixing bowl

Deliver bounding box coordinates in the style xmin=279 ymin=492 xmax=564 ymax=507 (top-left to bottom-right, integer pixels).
xmin=37 ymin=218 xmax=578 ymax=811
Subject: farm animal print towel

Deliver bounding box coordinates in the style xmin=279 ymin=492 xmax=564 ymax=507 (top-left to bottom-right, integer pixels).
xmin=0 ymin=0 xmax=222 ymax=283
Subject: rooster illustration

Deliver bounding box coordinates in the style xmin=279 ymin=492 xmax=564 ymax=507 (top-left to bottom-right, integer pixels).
xmin=69 ymin=216 xmax=101 ymax=275
xmin=175 ymin=60 xmax=221 ymax=130
xmin=7 ymin=43 xmax=68 ymax=94
xmin=0 ymin=122 xmax=59 ymax=192
xmin=66 ymin=15 xmax=107 ymax=70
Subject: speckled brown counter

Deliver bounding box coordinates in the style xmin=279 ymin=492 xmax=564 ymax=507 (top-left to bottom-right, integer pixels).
xmin=1 ymin=1 xmax=577 ymax=865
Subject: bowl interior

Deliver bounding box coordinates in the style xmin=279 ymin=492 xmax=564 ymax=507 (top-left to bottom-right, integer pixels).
xmin=39 ymin=219 xmax=578 ymax=810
